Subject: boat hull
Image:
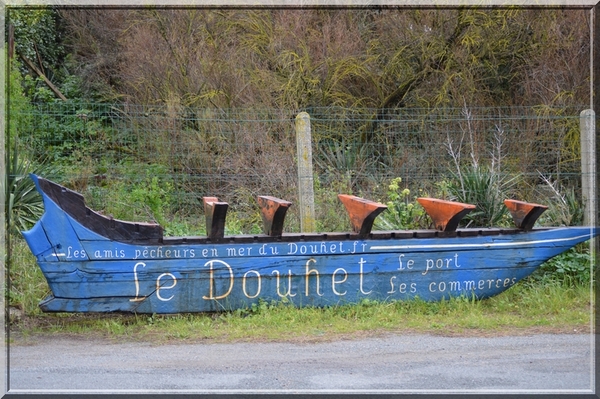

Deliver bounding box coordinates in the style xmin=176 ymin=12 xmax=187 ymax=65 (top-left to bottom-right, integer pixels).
xmin=21 ymin=175 xmax=597 ymax=313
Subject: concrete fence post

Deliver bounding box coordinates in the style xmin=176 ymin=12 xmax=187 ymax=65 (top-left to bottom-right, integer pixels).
xmin=295 ymin=112 xmax=316 ymax=233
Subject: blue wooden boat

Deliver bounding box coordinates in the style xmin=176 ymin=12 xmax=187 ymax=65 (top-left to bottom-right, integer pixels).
xmin=22 ymin=174 xmax=596 ymax=314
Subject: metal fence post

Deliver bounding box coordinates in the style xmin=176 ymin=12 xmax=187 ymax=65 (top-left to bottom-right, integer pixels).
xmin=295 ymin=112 xmax=316 ymax=233
xmin=580 ymin=109 xmax=596 ymax=228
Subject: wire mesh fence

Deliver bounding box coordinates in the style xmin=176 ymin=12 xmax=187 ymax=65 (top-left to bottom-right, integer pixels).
xmin=10 ymin=102 xmax=587 ymax=234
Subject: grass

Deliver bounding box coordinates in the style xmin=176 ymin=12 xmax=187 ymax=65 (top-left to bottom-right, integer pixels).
xmin=10 ymin=277 xmax=592 ymax=345
xmin=7 ymin=236 xmax=51 ymax=315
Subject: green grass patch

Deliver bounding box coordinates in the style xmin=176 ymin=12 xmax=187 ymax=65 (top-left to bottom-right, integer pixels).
xmin=12 ymin=280 xmax=591 ymax=344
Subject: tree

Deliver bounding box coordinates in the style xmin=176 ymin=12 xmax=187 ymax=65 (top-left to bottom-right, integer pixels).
xmin=58 ymin=8 xmax=589 ymax=109
xmin=7 ymin=7 xmax=72 ymax=101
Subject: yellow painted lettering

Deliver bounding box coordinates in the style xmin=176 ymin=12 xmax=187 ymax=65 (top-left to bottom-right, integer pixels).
xmin=130 ymin=262 xmax=146 ymax=302
xmin=305 ymin=258 xmax=322 ymax=296
xmin=156 ymin=273 xmax=177 ymax=301
xmin=202 ymin=260 xmax=234 ymax=300
xmin=332 ymin=268 xmax=348 ymax=295
xmin=242 ymin=270 xmax=261 ymax=299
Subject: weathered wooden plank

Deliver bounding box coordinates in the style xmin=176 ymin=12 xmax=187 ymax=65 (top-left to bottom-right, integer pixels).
xmin=39 ymin=295 xmax=143 ymax=313
xmin=414 ymin=230 xmax=438 ymax=238
xmin=457 ymin=229 xmax=480 ymax=237
xmin=39 ymin=225 xmax=589 ymax=296
xmin=37 ymin=261 xmax=545 ymax=313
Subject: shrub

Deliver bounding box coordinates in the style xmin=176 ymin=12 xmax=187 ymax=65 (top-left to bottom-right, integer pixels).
xmin=536 ymin=173 xmax=584 ymax=227
xmin=445 ymin=165 xmax=518 ymax=228
xmin=530 ymin=245 xmax=591 ymax=286
xmin=6 ymin=147 xmax=58 ymax=235
xmin=374 ymin=177 xmax=428 ymax=230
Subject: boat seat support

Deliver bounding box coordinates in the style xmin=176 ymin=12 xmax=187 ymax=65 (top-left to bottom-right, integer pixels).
xmin=203 ymin=197 xmax=229 ymax=241
xmin=417 ymin=198 xmax=476 ymax=232
xmin=257 ymin=196 xmax=292 ymax=237
xmin=504 ymin=199 xmax=548 ymax=231
xmin=338 ymin=194 xmax=387 ymax=237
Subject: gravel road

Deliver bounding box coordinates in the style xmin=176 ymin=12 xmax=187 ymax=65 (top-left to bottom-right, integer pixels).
xmin=8 ymin=333 xmax=595 ymax=394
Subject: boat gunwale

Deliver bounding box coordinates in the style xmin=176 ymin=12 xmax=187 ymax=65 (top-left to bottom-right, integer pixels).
xmin=33 ymin=174 xmax=559 ymax=246
xmin=120 ymin=227 xmax=544 ymax=246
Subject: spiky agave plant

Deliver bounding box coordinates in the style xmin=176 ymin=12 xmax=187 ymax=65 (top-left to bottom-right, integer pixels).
xmin=446 ymin=164 xmax=520 ymax=228
xmin=6 ymin=149 xmax=53 ymax=235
